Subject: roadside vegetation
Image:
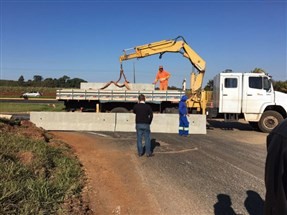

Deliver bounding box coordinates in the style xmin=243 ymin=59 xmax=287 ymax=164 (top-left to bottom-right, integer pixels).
xmin=1 ymin=71 xmax=286 ymax=98
xmin=0 ymin=86 xmax=57 ymax=98
xmin=0 ymin=118 xmax=90 ymax=214
xmin=0 ymin=102 xmax=65 ymax=113
xmin=1 ymin=75 xmax=86 ymax=89
xmin=0 ymin=75 xmax=87 ymax=98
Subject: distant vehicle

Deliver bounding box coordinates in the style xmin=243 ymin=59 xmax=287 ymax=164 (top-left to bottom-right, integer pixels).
xmin=21 ymin=91 xmax=42 ymax=98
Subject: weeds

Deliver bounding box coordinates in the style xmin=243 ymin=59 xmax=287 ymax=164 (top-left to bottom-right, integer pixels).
xmin=0 ymin=132 xmax=84 ymax=214
xmin=0 ymin=103 xmax=65 ymax=112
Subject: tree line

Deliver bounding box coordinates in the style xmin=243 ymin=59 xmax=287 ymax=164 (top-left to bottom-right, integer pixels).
xmin=0 ymin=75 xmax=87 ymax=88
xmin=1 ymin=69 xmax=286 ymax=92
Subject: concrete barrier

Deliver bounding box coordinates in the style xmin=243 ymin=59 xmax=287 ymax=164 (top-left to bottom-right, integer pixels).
xmin=80 ymin=82 xmax=155 ymax=91
xmin=30 ymin=112 xmax=116 ymax=131
xmin=115 ymin=113 xmax=136 ymax=132
xmin=0 ymin=114 xmax=12 ymax=120
xmin=30 ymin=112 xmax=206 ymax=134
xmin=187 ymin=114 xmax=207 ymax=134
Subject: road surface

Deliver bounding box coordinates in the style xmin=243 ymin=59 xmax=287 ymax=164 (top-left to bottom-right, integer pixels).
xmin=51 ymin=121 xmax=267 ymax=215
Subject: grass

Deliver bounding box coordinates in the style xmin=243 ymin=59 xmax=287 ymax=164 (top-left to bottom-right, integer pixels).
xmin=0 ymin=103 xmax=65 ymax=113
xmin=0 ymin=128 xmax=84 ymax=214
xmin=0 ymin=86 xmax=57 ymax=98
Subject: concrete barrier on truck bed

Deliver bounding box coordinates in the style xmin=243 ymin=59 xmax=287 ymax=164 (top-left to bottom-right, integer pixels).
xmin=30 ymin=112 xmax=206 ymax=134
xmin=80 ymin=82 xmax=155 ymax=91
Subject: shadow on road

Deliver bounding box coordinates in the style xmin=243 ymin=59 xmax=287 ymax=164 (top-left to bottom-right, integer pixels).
xmin=214 ymin=194 xmax=237 ymax=215
xmin=214 ymin=191 xmax=264 ymax=215
xmin=151 ymin=139 xmax=160 ymax=153
xmin=207 ymin=119 xmax=256 ymax=131
xmin=244 ymin=190 xmax=264 ymax=215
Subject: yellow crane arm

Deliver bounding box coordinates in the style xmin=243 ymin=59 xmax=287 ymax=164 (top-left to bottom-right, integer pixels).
xmin=120 ymin=36 xmax=205 ymax=72
xmin=119 ymin=36 xmax=206 ymax=93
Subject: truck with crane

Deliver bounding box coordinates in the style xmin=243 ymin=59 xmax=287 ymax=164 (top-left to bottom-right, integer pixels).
xmin=56 ymin=36 xmax=208 ymax=114
xmin=56 ymin=36 xmax=287 ymax=133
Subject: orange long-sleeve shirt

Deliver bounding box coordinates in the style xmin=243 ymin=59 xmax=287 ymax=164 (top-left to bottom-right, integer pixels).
xmin=154 ymin=70 xmax=170 ymax=90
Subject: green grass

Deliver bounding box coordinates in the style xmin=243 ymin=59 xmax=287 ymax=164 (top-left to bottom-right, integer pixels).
xmin=0 ymin=130 xmax=84 ymax=214
xmin=0 ymin=103 xmax=65 ymax=113
xmin=0 ymin=86 xmax=57 ymax=98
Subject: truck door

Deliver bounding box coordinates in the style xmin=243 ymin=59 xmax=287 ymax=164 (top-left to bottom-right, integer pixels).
xmin=242 ymin=75 xmax=274 ymax=113
xmin=220 ymin=74 xmax=242 ymax=113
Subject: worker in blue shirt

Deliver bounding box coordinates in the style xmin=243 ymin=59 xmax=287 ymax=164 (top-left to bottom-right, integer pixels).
xmin=179 ymin=95 xmax=189 ymax=136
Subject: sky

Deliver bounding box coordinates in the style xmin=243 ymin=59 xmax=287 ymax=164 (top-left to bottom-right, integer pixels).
xmin=0 ymin=0 xmax=286 ymax=88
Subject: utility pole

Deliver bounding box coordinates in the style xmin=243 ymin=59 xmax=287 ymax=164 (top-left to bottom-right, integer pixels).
xmin=133 ymin=62 xmax=136 ymax=83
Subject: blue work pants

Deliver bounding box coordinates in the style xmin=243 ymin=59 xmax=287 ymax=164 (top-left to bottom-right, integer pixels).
xmin=179 ymin=115 xmax=189 ymax=136
xmin=136 ymin=124 xmax=151 ymax=155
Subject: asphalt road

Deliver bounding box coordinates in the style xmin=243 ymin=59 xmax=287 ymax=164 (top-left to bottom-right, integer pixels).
xmin=89 ymin=123 xmax=267 ymax=215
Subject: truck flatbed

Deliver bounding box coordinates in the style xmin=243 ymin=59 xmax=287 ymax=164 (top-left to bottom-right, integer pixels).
xmin=56 ymin=89 xmax=185 ymax=103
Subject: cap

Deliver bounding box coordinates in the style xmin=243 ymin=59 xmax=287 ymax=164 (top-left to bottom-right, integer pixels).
xmin=159 ymin=65 xmax=163 ymax=69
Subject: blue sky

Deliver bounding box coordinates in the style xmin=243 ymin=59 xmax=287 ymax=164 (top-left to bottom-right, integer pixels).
xmin=1 ymin=0 xmax=286 ymax=88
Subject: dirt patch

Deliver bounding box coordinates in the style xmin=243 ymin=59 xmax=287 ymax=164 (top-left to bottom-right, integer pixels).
xmin=1 ymin=119 xmax=160 ymax=214
xmin=0 ymin=119 xmax=47 ymax=142
xmin=17 ymin=151 xmax=34 ymax=166
xmin=50 ymin=132 xmax=160 ymax=215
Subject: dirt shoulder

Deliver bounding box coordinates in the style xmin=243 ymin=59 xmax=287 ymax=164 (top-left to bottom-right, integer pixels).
xmin=51 ymin=131 xmax=161 ymax=215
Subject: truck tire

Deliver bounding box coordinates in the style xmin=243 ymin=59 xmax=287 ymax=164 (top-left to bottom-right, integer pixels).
xmin=258 ymin=110 xmax=283 ymax=133
xmin=111 ymin=107 xmax=129 ymax=113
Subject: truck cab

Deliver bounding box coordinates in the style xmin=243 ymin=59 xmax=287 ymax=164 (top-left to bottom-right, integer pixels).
xmin=212 ymin=72 xmax=287 ymax=133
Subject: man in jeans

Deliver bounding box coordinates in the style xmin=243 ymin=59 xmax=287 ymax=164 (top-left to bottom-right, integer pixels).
xmin=133 ymin=94 xmax=153 ymax=157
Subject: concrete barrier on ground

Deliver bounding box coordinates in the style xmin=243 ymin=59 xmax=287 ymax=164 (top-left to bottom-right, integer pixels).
xmin=115 ymin=113 xmax=136 ymax=132
xmin=187 ymin=114 xmax=207 ymax=134
xmin=30 ymin=112 xmax=116 ymax=131
xmin=0 ymin=114 xmax=12 ymax=120
xmin=30 ymin=112 xmax=206 ymax=134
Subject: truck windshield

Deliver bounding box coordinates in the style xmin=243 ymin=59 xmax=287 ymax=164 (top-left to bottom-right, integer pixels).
xmin=263 ymin=77 xmax=272 ymax=91
xmin=249 ymin=77 xmax=271 ymax=91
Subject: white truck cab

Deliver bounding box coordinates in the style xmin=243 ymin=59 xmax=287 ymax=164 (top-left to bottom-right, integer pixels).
xmin=212 ymin=72 xmax=287 ymax=133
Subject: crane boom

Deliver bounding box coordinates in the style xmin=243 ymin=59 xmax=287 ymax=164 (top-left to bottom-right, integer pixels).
xmin=119 ymin=36 xmax=207 ymax=114
xmin=120 ymin=36 xmax=206 ymax=73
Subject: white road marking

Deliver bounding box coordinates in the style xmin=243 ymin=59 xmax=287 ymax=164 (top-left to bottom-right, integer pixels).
xmin=87 ymin=132 xmax=109 ymax=137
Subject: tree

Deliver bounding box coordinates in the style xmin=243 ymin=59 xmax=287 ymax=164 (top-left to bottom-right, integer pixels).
xmin=18 ymin=75 xmax=25 ymax=86
xmin=273 ymin=81 xmax=287 ymax=93
xmin=33 ymin=75 xmax=43 ymax=82
xmin=251 ymin=68 xmax=266 ymax=74
xmin=66 ymin=78 xmax=87 ymax=88
xmin=58 ymin=75 xmax=70 ymax=87
xmin=204 ymin=79 xmax=214 ymax=91
xmin=43 ymin=78 xmax=56 ymax=87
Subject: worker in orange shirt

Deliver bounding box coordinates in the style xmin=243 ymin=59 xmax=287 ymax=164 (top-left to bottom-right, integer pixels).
xmin=153 ymin=65 xmax=171 ymax=90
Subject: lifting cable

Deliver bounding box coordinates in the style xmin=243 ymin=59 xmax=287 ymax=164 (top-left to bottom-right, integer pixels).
xmin=100 ymin=64 xmax=131 ymax=90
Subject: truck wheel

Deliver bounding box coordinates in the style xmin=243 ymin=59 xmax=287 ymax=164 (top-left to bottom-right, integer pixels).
xmin=111 ymin=107 xmax=129 ymax=113
xmin=258 ymin=110 xmax=283 ymax=133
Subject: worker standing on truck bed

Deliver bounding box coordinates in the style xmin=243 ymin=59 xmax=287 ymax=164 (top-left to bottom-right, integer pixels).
xmin=153 ymin=65 xmax=171 ymax=90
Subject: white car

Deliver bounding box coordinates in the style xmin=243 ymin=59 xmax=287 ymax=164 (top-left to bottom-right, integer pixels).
xmin=21 ymin=91 xmax=42 ymax=98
